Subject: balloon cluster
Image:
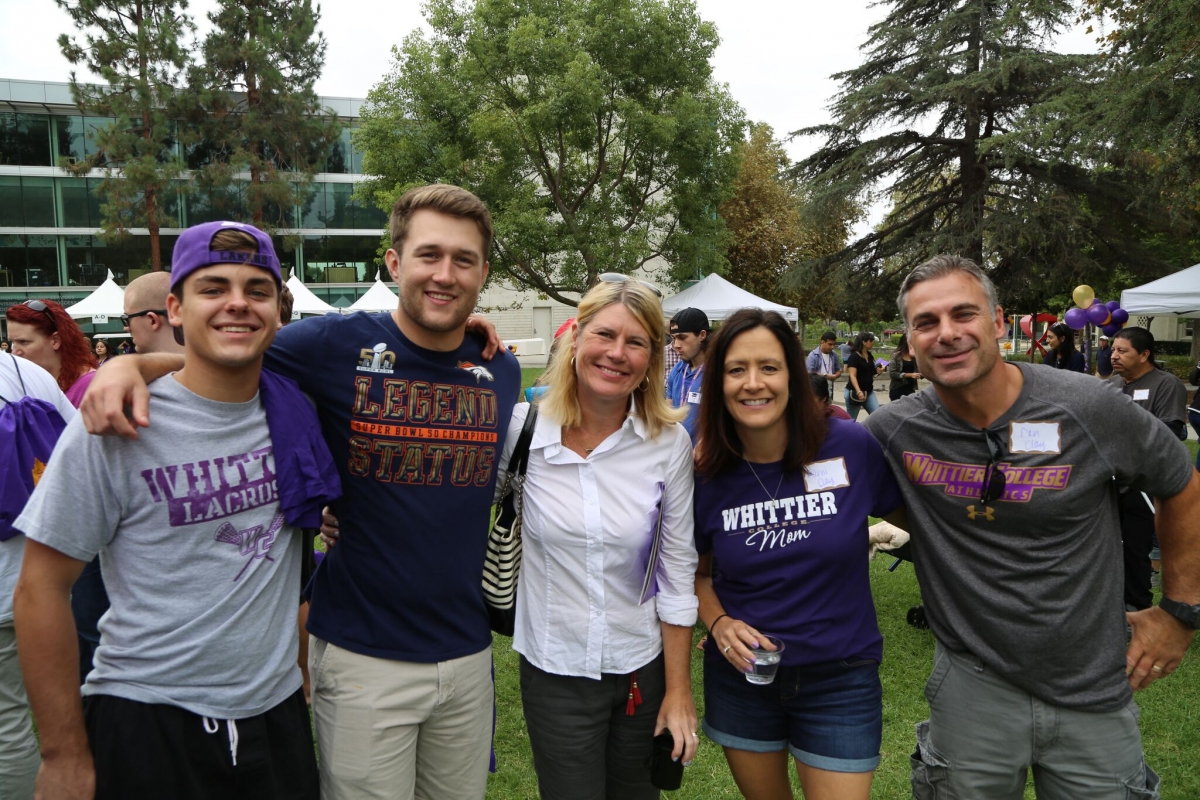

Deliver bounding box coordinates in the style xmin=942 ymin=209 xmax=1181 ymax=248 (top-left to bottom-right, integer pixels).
xmin=1063 ymin=285 xmax=1129 ymax=336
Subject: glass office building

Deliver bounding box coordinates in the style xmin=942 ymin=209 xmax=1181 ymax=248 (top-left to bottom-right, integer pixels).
xmin=0 ymin=79 xmax=386 ymax=328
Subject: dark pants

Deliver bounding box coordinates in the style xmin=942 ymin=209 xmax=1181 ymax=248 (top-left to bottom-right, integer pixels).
xmin=520 ymin=653 xmax=665 ymax=800
xmin=71 ymin=556 xmax=108 ymax=683
xmin=1120 ymin=491 xmax=1156 ymax=611
xmin=84 ymin=689 xmax=318 ymax=800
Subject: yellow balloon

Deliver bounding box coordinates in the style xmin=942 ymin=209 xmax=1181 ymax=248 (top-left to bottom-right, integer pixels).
xmin=1072 ymin=285 xmax=1095 ymax=309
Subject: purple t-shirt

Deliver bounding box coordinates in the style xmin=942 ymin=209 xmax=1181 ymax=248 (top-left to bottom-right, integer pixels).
xmin=694 ymin=418 xmax=903 ymax=666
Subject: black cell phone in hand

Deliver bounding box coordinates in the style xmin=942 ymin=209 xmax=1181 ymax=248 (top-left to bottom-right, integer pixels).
xmin=647 ymin=732 xmax=684 ymax=791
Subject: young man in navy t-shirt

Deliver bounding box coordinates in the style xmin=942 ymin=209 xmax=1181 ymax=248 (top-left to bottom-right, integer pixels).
xmin=80 ymin=186 xmax=520 ymax=800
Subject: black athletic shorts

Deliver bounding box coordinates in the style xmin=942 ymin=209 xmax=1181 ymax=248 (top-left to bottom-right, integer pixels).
xmin=84 ymin=688 xmax=318 ymax=800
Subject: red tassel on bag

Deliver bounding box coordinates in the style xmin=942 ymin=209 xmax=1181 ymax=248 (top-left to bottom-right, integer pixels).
xmin=626 ymin=671 xmax=642 ymax=716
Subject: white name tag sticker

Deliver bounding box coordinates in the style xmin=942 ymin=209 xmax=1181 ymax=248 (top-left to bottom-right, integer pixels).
xmin=804 ymin=458 xmax=850 ymax=492
xmin=1009 ymin=421 xmax=1061 ymax=454
xmin=687 ymin=391 xmax=701 ymax=404
xmin=1133 ymin=389 xmax=1150 ymax=401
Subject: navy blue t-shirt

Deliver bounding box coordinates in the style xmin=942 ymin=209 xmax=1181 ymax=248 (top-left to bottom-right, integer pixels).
xmin=694 ymin=418 xmax=902 ymax=667
xmin=266 ymin=312 xmax=520 ymax=661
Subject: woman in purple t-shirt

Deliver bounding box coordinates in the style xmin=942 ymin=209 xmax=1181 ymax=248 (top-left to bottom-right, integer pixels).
xmin=693 ymin=309 xmax=904 ymax=800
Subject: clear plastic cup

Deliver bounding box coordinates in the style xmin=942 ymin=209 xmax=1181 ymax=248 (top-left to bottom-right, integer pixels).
xmin=745 ymin=635 xmax=785 ymax=684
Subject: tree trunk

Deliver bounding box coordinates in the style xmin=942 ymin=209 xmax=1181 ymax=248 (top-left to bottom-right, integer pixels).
xmin=138 ymin=1 xmax=161 ymax=271
xmin=958 ymin=1 xmax=988 ymax=266
xmin=246 ymin=50 xmax=264 ymax=227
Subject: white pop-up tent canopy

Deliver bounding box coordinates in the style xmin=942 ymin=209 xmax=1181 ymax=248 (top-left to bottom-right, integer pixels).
xmin=661 ymin=273 xmax=798 ymax=324
xmin=285 ymin=270 xmax=339 ymax=316
xmin=347 ymin=271 xmax=399 ymax=313
xmin=66 ymin=270 xmax=125 ymax=321
xmin=1121 ymin=263 xmax=1200 ymax=317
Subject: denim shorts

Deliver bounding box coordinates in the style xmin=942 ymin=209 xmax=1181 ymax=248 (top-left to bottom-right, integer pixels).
xmin=701 ymin=655 xmax=882 ymax=773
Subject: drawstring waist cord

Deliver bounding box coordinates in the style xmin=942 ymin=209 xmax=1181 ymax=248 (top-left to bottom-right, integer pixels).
xmin=202 ymin=716 xmax=240 ymax=766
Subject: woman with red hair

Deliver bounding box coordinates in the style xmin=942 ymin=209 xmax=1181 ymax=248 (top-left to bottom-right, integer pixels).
xmin=6 ymin=299 xmax=97 ymax=408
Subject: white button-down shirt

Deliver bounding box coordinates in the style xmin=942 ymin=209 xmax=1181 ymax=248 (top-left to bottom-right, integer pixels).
xmin=496 ymin=402 xmax=699 ymax=679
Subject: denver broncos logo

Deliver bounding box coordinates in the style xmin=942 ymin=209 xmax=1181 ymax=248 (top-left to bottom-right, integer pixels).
xmin=457 ymin=361 xmax=494 ymax=383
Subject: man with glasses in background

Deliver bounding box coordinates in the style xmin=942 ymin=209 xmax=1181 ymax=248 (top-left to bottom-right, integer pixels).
xmin=122 ymin=271 xmax=182 ymax=356
xmin=862 ymin=255 xmax=1200 ymax=800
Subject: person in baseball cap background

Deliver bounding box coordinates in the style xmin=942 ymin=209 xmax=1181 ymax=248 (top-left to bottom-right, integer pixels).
xmin=666 ymin=307 xmax=710 ymax=443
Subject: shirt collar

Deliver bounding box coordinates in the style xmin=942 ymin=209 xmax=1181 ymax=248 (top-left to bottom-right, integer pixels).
xmin=532 ymin=394 xmax=649 ymax=454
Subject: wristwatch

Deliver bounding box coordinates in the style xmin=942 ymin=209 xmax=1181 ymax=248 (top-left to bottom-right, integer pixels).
xmin=1159 ymin=597 xmax=1200 ymax=630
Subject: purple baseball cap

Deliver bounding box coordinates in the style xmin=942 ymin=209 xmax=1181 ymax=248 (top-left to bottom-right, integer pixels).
xmin=169 ymin=221 xmax=281 ymax=292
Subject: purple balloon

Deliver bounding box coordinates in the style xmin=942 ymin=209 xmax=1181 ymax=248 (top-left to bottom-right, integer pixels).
xmin=1064 ymin=307 xmax=1089 ymax=330
xmin=1086 ymin=303 xmax=1112 ymax=326
xmin=1090 ymin=298 xmax=1104 ymax=306
xmin=1106 ymin=300 xmax=1121 ymax=312
xmin=1111 ymin=308 xmax=1129 ymax=326
xmin=1102 ymin=323 xmax=1121 ymax=337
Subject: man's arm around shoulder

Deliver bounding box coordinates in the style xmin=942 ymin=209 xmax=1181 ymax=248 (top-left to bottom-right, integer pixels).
xmin=13 ymin=540 xmax=94 ymax=799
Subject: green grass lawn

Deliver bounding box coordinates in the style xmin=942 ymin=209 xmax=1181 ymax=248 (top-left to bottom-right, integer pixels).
xmin=485 ymin=556 xmax=1200 ymax=799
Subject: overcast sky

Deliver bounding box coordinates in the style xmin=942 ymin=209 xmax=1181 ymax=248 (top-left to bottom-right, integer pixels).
xmin=0 ymin=0 xmax=1100 ymax=165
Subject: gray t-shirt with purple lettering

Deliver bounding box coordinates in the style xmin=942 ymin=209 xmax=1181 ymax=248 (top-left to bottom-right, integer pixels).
xmin=16 ymin=375 xmax=302 ymax=719
xmin=864 ymin=362 xmax=1193 ymax=711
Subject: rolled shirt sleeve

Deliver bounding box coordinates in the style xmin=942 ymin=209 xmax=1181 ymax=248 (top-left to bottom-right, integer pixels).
xmin=653 ymin=427 xmax=699 ymax=627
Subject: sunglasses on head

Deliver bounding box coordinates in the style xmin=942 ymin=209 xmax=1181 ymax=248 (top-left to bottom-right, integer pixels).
xmin=598 ymin=272 xmax=662 ymax=299
xmin=22 ymin=299 xmax=58 ymax=330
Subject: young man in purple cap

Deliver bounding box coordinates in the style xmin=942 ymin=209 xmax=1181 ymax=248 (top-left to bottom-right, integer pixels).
xmin=79 ymin=185 xmax=520 ymax=800
xmin=666 ymin=307 xmax=709 ymax=443
xmin=13 ymin=221 xmax=338 ymax=800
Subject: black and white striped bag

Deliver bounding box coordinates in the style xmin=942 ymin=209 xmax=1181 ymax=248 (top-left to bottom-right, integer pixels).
xmin=483 ymin=404 xmax=538 ymax=636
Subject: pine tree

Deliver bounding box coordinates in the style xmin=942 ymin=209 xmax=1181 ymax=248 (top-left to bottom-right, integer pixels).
xmin=57 ymin=0 xmax=194 ymax=271
xmin=194 ymin=0 xmax=338 ymax=230
xmin=791 ymin=0 xmax=1168 ymax=310
xmin=1084 ymin=0 xmax=1200 ymax=239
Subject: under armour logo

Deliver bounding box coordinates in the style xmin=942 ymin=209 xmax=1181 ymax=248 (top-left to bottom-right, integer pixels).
xmin=966 ymin=505 xmax=995 ymax=521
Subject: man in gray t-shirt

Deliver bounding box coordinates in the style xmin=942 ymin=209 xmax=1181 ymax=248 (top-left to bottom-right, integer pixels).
xmin=863 ymin=256 xmax=1200 ymax=800
xmin=1108 ymin=327 xmax=1189 ymax=613
xmin=12 ymin=222 xmax=328 ymax=800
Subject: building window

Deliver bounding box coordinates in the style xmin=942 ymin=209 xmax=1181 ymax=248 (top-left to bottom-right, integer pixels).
xmin=55 ymin=116 xmax=87 ymax=164
xmin=301 ymin=183 xmax=327 ymax=230
xmin=58 ymin=178 xmax=91 ymax=227
xmin=23 ymin=178 xmax=57 ymax=228
xmin=0 ymin=177 xmax=22 ymax=226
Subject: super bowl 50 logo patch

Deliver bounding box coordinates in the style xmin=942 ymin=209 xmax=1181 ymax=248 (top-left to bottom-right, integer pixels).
xmin=458 ymin=361 xmax=494 ymax=383
xmin=358 ymin=343 xmax=396 ymax=374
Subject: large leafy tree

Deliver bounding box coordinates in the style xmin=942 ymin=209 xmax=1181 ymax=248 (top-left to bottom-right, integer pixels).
xmin=57 ymin=0 xmax=194 ymax=271
xmin=356 ymin=0 xmax=744 ymax=306
xmin=719 ymin=123 xmax=853 ymax=333
xmin=790 ymin=0 xmax=1169 ymax=311
xmin=193 ymin=0 xmax=339 ymax=230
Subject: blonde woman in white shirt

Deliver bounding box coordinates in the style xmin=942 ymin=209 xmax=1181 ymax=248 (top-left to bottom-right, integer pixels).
xmin=498 ymin=276 xmax=699 ymax=800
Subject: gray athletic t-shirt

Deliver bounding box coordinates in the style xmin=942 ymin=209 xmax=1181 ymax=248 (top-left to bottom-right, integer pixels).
xmin=1107 ymin=368 xmax=1187 ymax=434
xmin=16 ymin=376 xmax=302 ymax=719
xmin=864 ymin=362 xmax=1193 ymax=711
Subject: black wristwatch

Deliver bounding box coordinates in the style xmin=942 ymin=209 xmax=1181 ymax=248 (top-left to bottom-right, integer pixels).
xmin=1159 ymin=597 xmax=1200 ymax=630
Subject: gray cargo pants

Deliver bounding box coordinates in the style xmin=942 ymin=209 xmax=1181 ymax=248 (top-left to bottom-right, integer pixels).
xmin=910 ymin=642 xmax=1160 ymax=800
